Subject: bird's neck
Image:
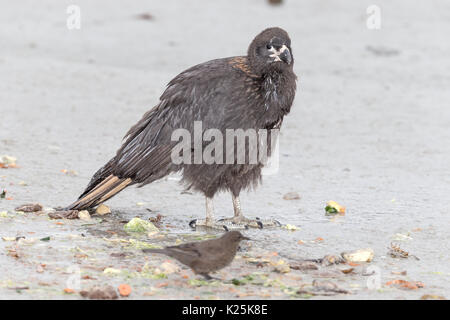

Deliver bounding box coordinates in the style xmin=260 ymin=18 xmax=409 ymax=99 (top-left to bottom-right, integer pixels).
xmin=261 ymin=69 xmax=296 ymax=114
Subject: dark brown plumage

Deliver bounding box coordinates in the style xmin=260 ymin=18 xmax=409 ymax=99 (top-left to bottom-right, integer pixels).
xmin=143 ymin=231 xmax=250 ymax=279
xmin=66 ymin=27 xmax=297 ymax=229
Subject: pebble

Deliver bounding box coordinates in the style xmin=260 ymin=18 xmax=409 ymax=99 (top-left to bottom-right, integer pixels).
xmin=78 ymin=210 xmax=91 ymax=221
xmin=342 ymin=248 xmax=374 ymax=263
xmin=95 ymin=204 xmax=111 ymax=215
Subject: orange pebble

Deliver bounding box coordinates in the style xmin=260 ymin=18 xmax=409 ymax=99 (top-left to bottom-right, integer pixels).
xmin=118 ymin=284 xmax=132 ymax=297
xmin=347 ymin=262 xmax=360 ymax=267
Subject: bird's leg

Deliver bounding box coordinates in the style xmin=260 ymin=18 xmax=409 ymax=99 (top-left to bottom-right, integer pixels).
xmin=199 ymin=273 xmax=220 ymax=281
xmin=205 ymin=196 xmax=215 ymax=226
xmin=201 ymin=273 xmax=213 ymax=280
xmin=231 ymin=194 xmax=244 ymax=221
xmin=189 ymin=197 xmax=227 ymax=230
xmin=217 ymin=194 xmax=281 ymax=229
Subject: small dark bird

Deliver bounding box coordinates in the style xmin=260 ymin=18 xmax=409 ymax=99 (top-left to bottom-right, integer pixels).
xmin=66 ymin=27 xmax=297 ymax=229
xmin=143 ymin=231 xmax=250 ymax=279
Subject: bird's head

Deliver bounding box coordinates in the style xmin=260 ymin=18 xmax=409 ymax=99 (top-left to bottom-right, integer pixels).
xmin=248 ymin=27 xmax=293 ymax=74
xmin=223 ymin=231 xmax=251 ymax=243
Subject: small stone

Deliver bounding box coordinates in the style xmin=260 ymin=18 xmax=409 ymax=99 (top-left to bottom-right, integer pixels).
xmin=282 ymin=224 xmax=299 ymax=231
xmin=312 ymin=270 xmax=343 ymax=278
xmin=341 ymin=248 xmax=374 ymax=263
xmin=283 ymin=192 xmax=300 ymax=200
xmin=42 ymin=207 xmax=56 ymax=213
xmin=392 ymin=233 xmax=413 ymax=241
xmin=297 ymin=280 xmax=350 ymax=296
xmin=312 ymin=280 xmax=349 ymax=294
xmin=136 ymin=13 xmax=153 ymax=21
xmin=319 ymin=254 xmax=345 ymax=266
xmin=268 ymin=0 xmax=283 ymax=5
xmin=340 ymin=268 xmax=355 ymax=274
xmin=95 ymin=204 xmax=111 ymax=215
xmin=272 ymin=259 xmax=290 ymax=273
xmin=290 ymin=261 xmax=319 ymax=271
xmin=160 ymin=262 xmax=180 ymax=275
xmin=366 ymin=45 xmax=400 ymax=57
xmin=80 ymin=286 xmax=118 ymax=300
xmin=118 ymin=284 xmax=132 ymax=297
xmin=49 ymin=210 xmax=79 ymax=219
xmin=15 ymin=203 xmax=43 ymax=213
xmin=0 ymin=155 xmax=17 ymax=165
xmin=2 ymin=237 xmax=16 ymax=241
xmin=78 ymin=210 xmax=91 ymax=220
xmin=103 ymin=268 xmax=121 ymax=275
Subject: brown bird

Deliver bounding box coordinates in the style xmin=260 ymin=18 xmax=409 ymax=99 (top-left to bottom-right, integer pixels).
xmin=143 ymin=231 xmax=250 ymax=279
xmin=65 ymin=27 xmax=297 ymax=229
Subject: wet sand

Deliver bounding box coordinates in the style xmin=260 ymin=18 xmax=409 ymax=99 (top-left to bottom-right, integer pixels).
xmin=0 ymin=0 xmax=449 ymax=299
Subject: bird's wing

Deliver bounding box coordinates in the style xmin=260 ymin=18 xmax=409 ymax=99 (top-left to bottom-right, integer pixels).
xmin=166 ymin=242 xmax=202 ymax=258
xmin=111 ymin=56 xmax=258 ymax=184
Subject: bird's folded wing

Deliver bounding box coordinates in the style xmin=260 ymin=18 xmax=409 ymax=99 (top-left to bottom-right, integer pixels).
xmin=167 ymin=243 xmax=202 ymax=258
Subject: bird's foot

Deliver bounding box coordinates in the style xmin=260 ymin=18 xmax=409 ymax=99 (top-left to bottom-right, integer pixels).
xmin=189 ymin=218 xmax=234 ymax=231
xmin=218 ymin=216 xmax=281 ymax=229
xmin=199 ymin=273 xmax=220 ymax=281
xmin=189 ymin=217 xmax=281 ymax=230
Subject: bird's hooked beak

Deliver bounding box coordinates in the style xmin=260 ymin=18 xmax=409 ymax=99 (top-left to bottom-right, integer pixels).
xmin=241 ymin=235 xmax=251 ymax=241
xmin=269 ymin=45 xmax=292 ymax=65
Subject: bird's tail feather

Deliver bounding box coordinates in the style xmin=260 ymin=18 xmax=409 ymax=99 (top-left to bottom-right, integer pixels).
xmin=65 ymin=174 xmax=132 ymax=210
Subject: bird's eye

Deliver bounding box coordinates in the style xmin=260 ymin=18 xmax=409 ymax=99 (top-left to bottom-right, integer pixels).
xmin=266 ymin=44 xmax=273 ymax=50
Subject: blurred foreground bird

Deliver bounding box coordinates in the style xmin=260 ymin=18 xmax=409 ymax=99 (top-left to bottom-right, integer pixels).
xmin=65 ymin=27 xmax=297 ymax=229
xmin=143 ymin=231 xmax=249 ymax=279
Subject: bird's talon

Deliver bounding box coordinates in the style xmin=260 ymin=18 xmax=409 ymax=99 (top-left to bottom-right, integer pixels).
xmin=190 ymin=217 xmax=280 ymax=230
xmin=189 ymin=219 xmax=197 ymax=228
